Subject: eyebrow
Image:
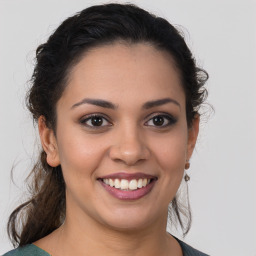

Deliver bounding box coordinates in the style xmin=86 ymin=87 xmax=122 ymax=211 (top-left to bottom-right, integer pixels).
xmin=142 ymin=98 xmax=180 ymax=109
xmin=71 ymin=98 xmax=117 ymax=110
xmin=71 ymin=97 xmax=180 ymax=110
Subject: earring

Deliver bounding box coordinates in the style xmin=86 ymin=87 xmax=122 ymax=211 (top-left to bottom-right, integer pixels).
xmin=184 ymin=161 xmax=190 ymax=182
xmin=185 ymin=162 xmax=190 ymax=170
xmin=184 ymin=173 xmax=190 ymax=182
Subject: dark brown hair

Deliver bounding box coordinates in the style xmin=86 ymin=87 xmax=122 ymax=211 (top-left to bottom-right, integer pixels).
xmin=8 ymin=3 xmax=208 ymax=247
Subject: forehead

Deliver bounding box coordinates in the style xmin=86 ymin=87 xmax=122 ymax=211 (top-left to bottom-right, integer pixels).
xmin=60 ymin=42 xmax=185 ymax=108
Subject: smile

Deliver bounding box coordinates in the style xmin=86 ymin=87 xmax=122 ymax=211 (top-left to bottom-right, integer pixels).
xmin=98 ymin=173 xmax=157 ymax=200
xmin=102 ymin=178 xmax=151 ymax=191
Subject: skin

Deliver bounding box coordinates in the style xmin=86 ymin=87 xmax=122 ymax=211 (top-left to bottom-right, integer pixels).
xmin=36 ymin=42 xmax=199 ymax=256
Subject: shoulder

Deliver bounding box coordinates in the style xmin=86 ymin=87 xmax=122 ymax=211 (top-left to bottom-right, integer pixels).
xmin=2 ymin=244 xmax=50 ymax=256
xmin=176 ymin=238 xmax=210 ymax=256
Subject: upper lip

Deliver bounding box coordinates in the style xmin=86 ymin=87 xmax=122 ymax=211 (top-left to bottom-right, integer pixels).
xmin=98 ymin=172 xmax=157 ymax=181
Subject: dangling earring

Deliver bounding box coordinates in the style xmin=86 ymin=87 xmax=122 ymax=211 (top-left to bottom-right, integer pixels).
xmin=184 ymin=161 xmax=190 ymax=182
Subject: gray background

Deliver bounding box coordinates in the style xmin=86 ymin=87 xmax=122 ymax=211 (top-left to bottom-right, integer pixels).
xmin=0 ymin=0 xmax=255 ymax=255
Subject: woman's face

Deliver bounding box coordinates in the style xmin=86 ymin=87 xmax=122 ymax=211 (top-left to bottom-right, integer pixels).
xmin=44 ymin=43 xmax=199 ymax=231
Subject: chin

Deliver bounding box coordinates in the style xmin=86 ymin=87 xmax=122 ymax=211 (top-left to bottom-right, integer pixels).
xmin=98 ymin=207 xmax=161 ymax=232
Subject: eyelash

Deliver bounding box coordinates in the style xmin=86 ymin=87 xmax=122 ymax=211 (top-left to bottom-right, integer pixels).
xmin=80 ymin=114 xmax=112 ymax=129
xmin=79 ymin=113 xmax=177 ymax=129
xmin=144 ymin=113 xmax=177 ymax=128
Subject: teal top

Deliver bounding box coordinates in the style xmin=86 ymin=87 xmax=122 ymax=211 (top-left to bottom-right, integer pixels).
xmin=3 ymin=244 xmax=49 ymax=256
xmin=3 ymin=239 xmax=209 ymax=256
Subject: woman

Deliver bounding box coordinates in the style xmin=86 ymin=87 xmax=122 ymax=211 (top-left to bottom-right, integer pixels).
xmin=4 ymin=3 xmax=209 ymax=256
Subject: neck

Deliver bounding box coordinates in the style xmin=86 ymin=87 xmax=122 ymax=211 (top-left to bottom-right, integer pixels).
xmin=35 ymin=200 xmax=182 ymax=256
xmin=51 ymin=210 xmax=181 ymax=256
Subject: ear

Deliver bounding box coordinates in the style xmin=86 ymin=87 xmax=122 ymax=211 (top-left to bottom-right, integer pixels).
xmin=38 ymin=116 xmax=60 ymax=167
xmin=186 ymin=115 xmax=200 ymax=161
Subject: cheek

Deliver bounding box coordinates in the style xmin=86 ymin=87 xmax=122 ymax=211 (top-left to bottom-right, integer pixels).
xmin=56 ymin=134 xmax=106 ymax=209
xmin=153 ymin=129 xmax=188 ymax=167
xmin=159 ymin=141 xmax=187 ymax=169
xmin=151 ymin=128 xmax=188 ymax=189
xmin=56 ymin=126 xmax=106 ymax=181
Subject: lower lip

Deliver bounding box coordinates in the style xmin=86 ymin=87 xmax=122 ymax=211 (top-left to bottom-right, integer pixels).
xmin=99 ymin=180 xmax=156 ymax=200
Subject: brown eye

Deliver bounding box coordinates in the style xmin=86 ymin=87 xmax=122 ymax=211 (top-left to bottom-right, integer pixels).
xmin=152 ymin=116 xmax=164 ymax=126
xmin=80 ymin=115 xmax=111 ymax=128
xmin=91 ymin=116 xmax=103 ymax=126
xmin=145 ymin=114 xmax=177 ymax=127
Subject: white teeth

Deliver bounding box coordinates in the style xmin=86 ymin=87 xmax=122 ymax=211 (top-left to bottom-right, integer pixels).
xmin=129 ymin=179 xmax=138 ymax=190
xmin=142 ymin=178 xmax=147 ymax=187
xmin=120 ymin=179 xmax=129 ymax=190
xmin=137 ymin=179 xmax=142 ymax=188
xmin=102 ymin=178 xmax=152 ymax=190
xmin=109 ymin=179 xmax=114 ymax=187
xmin=114 ymin=179 xmax=120 ymax=188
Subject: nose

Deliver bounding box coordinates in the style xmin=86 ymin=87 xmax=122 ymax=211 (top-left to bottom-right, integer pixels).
xmin=109 ymin=125 xmax=150 ymax=166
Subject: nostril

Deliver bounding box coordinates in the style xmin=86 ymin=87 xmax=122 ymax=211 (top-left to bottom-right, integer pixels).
xmin=108 ymin=143 xmax=150 ymax=166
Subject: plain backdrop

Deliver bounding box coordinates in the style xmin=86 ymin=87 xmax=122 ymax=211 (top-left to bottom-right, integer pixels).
xmin=0 ymin=0 xmax=255 ymax=255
